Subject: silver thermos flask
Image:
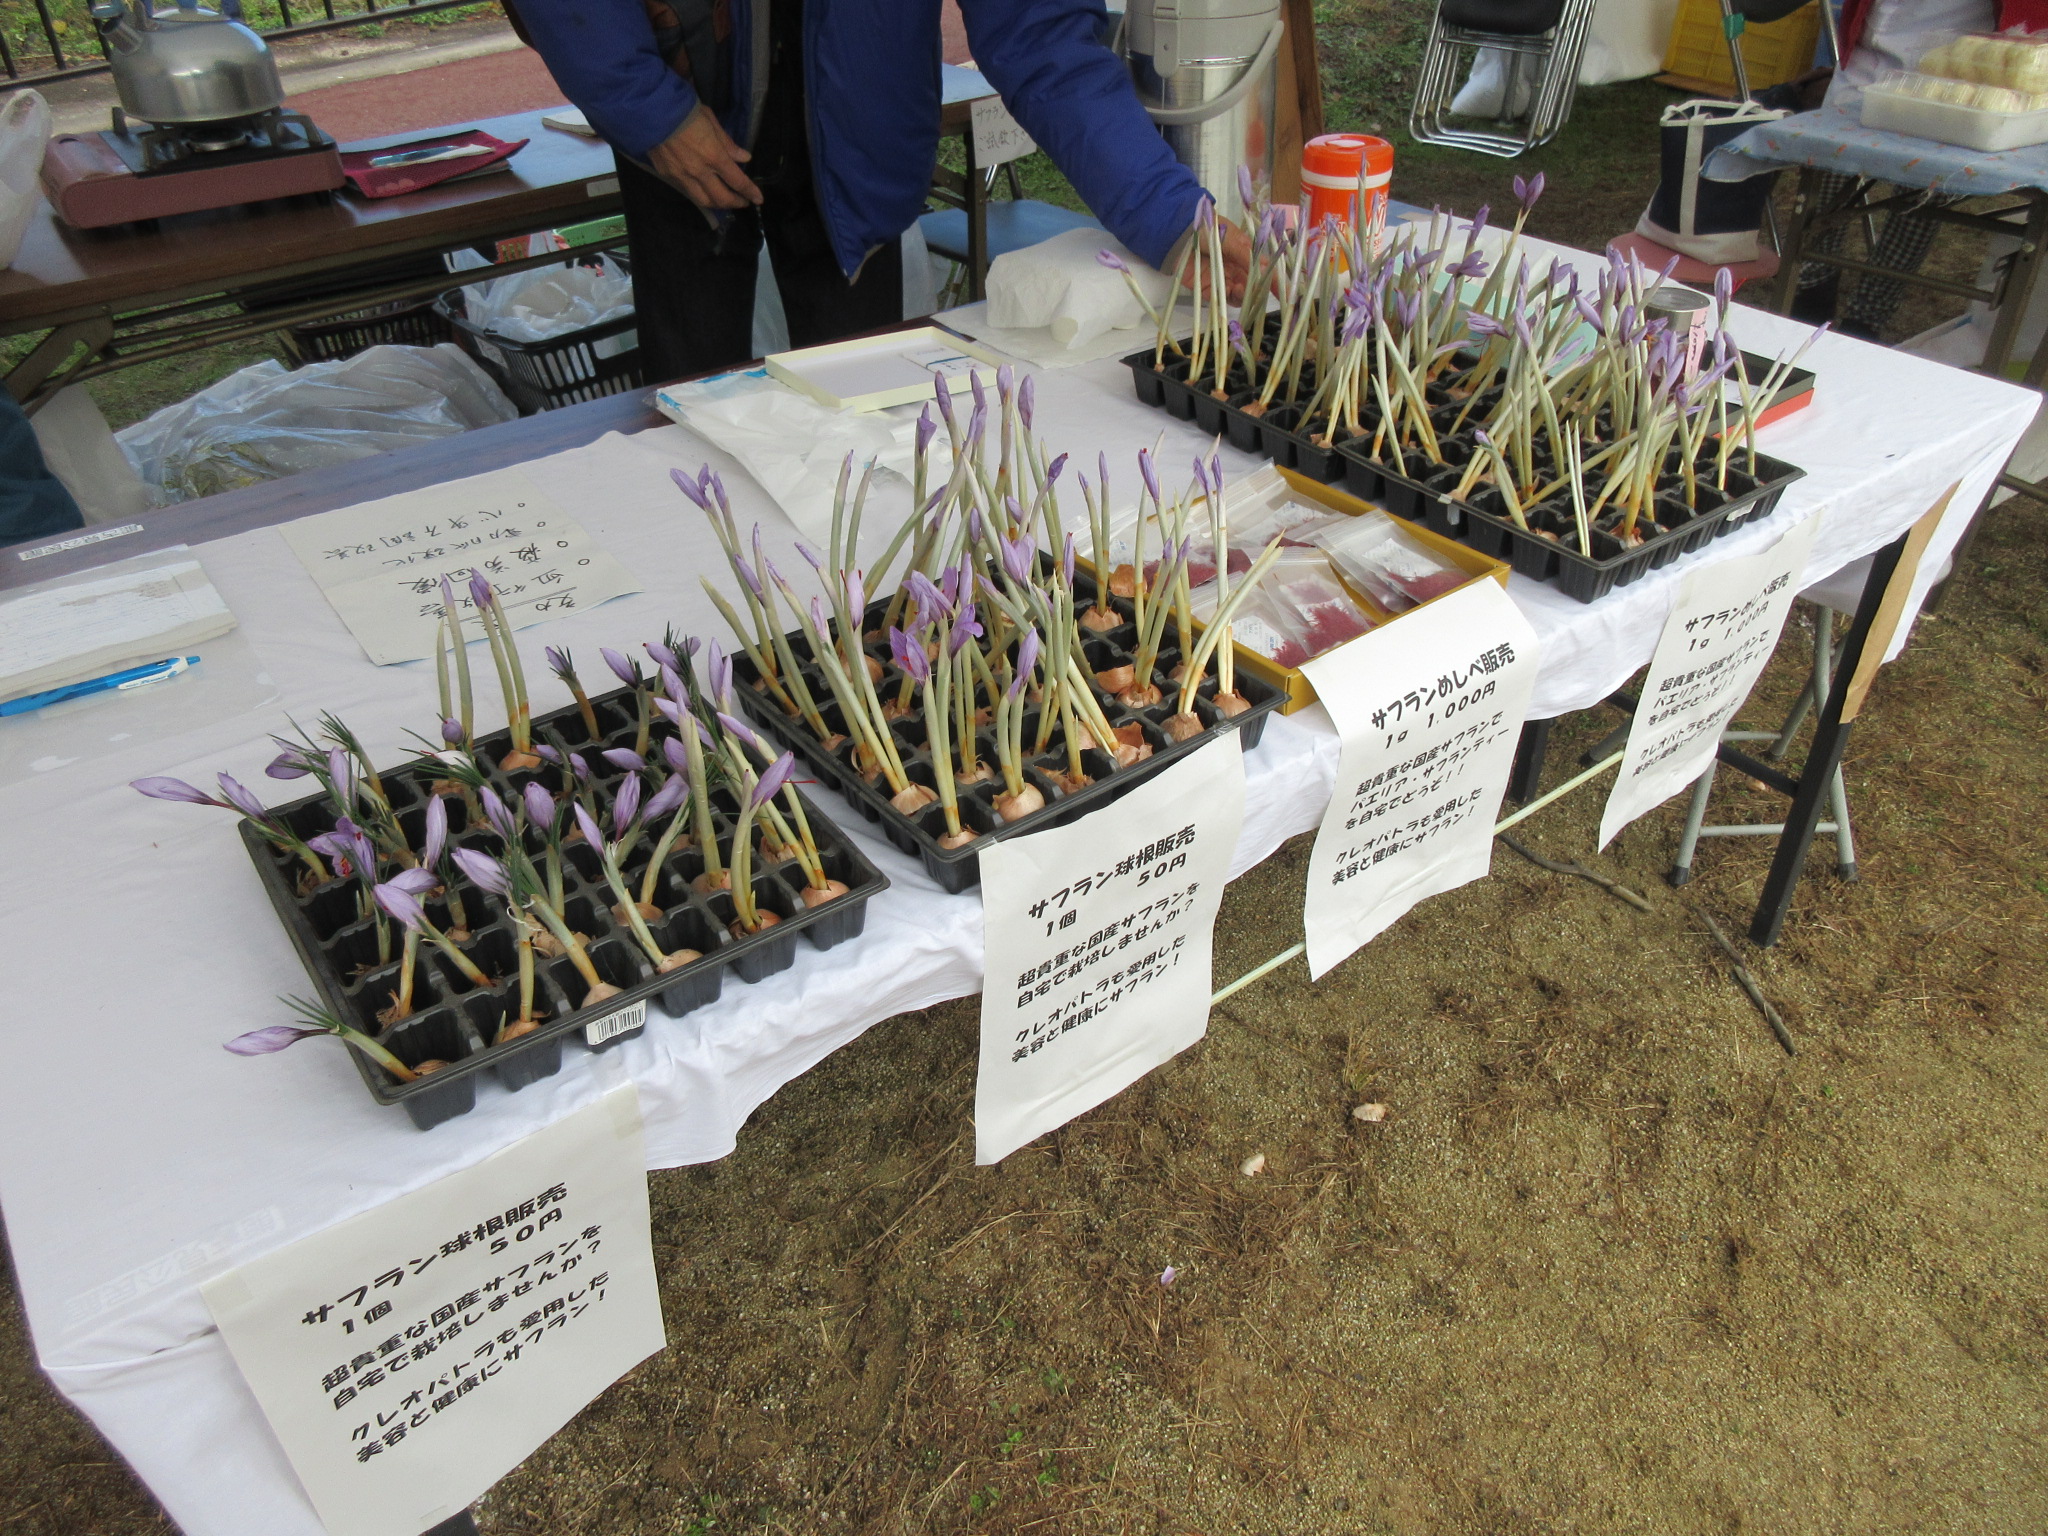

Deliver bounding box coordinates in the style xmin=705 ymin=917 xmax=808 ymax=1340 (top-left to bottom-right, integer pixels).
xmin=1120 ymin=0 xmax=1285 ymax=225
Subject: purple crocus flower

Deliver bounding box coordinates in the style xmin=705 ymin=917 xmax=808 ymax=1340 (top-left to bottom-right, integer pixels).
xmin=965 ymin=400 xmax=987 ymax=452
xmin=440 ymin=716 xmax=466 ymax=746
xmin=1512 ymin=171 xmax=1545 ymax=211
xmin=1237 ymin=163 xmax=1256 ymax=210
xmin=645 ymin=640 xmax=680 ymax=673
xmin=612 ymin=773 xmax=642 ymax=834
xmin=478 ymin=785 xmax=516 ymax=840
xmin=999 ymin=531 xmax=1036 ymax=584
xmin=265 ymin=743 xmax=314 ymax=780
xmin=326 ymin=749 xmax=355 ymax=805
xmin=748 ymin=752 xmax=796 ymax=810
xmin=573 ymin=803 xmax=607 ymax=855
xmin=467 ymin=570 xmax=495 ymax=615
xmin=1018 ymin=373 xmax=1035 ymax=430
xmin=643 ymin=773 xmax=686 ymax=822
xmin=889 ymin=627 xmax=931 ymax=685
xmin=669 ymin=466 xmax=712 ymax=510
xmin=225 ymin=1025 xmax=323 ymax=1056
xmin=599 ymin=647 xmax=638 ymax=689
xmin=452 ymin=847 xmax=510 ymax=897
xmin=716 ymin=711 xmax=764 ymax=753
xmin=523 ymin=782 xmax=556 ymax=831
xmin=1045 ymin=451 xmax=1066 ymax=486
xmin=1009 ymin=628 xmax=1041 ymax=697
xmin=1138 ymin=447 xmax=1161 ymax=506
xmin=705 ymin=642 xmax=732 ymax=711
xmin=1095 ymin=248 xmax=1129 ymax=273
xmin=215 ymin=773 xmax=269 ymax=822
xmin=1062 ymin=532 xmax=1077 ymax=586
xmin=544 ymin=645 xmax=573 ymax=679
xmin=603 ymin=748 xmax=646 ymax=773
xmin=421 ymin=794 xmax=448 ymax=869
xmin=373 ymin=879 xmax=428 ymax=931
xmin=969 ymin=368 xmax=987 ymax=418
xmin=1445 ymin=251 xmax=1488 ymax=282
xmin=905 ymin=570 xmax=947 ymax=628
xmin=132 ymin=775 xmax=225 ymax=806
xmin=536 ymin=744 xmax=564 ymax=767
xmin=843 ymin=569 xmax=866 ymax=619
xmin=567 ymin=752 xmax=592 ymax=782
xmin=915 ymin=406 xmax=938 ymax=456
xmin=951 ymin=601 xmax=983 ymax=653
xmin=933 ymin=370 xmax=955 ymax=426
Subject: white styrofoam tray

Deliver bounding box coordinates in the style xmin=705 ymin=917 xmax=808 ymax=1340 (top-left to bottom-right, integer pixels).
xmin=763 ymin=326 xmax=1013 ymax=412
xmin=1861 ymin=84 xmax=2048 ymax=152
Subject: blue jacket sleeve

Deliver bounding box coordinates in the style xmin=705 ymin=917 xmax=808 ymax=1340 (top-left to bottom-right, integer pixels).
xmin=511 ymin=0 xmax=698 ymax=160
xmin=958 ymin=0 xmax=1205 ymax=270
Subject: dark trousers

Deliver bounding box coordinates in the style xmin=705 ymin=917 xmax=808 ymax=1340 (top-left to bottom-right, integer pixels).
xmin=614 ymin=152 xmax=904 ymax=384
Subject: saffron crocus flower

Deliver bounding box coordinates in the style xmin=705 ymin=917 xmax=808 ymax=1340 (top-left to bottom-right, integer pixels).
xmin=641 ymin=772 xmax=686 ymax=823
xmin=523 ymin=782 xmax=556 ymax=831
xmin=889 ymin=628 xmax=931 ymax=684
xmin=421 ymin=793 xmax=448 ymax=870
xmin=749 ymin=751 xmax=795 ymax=810
xmin=226 ymin=996 xmax=424 ymax=1083
xmin=1018 ymin=374 xmax=1035 ymax=431
xmin=645 ymin=639 xmax=680 ymax=673
xmin=132 ymin=775 xmax=224 ymax=806
xmin=600 ymin=647 xmax=639 ymax=689
xmin=612 ymin=772 xmax=642 ymax=835
xmin=999 ymin=531 xmax=1036 ymax=585
xmin=915 ymin=406 xmax=938 ymax=457
xmin=1137 ymin=447 xmax=1161 ymax=506
xmin=951 ymin=601 xmax=983 ymax=653
xmin=602 ymin=748 xmax=646 ymax=773
xmin=669 ymin=465 xmax=712 ymax=510
xmin=452 ymin=847 xmax=510 ymax=897
xmin=376 ymin=871 xmax=492 ymax=988
xmin=1011 ymin=627 xmax=1041 ymax=696
xmin=440 ymin=717 xmax=467 ymax=747
xmin=1096 ymin=248 xmax=1129 ymax=273
xmin=1238 ymin=162 xmax=1256 ymax=210
xmin=478 ymin=785 xmax=516 ymax=840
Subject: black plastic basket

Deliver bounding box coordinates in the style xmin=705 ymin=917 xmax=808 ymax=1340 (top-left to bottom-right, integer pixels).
xmin=242 ymin=686 xmax=886 ymax=1130
xmin=437 ymin=283 xmax=643 ymax=415
xmin=281 ymin=296 xmax=456 ymax=364
xmin=733 ymin=585 xmax=1283 ymax=895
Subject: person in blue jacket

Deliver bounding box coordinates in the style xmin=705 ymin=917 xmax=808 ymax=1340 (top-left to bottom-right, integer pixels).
xmin=508 ymin=0 xmax=1248 ymax=382
xmin=0 ymin=391 xmax=83 ymax=549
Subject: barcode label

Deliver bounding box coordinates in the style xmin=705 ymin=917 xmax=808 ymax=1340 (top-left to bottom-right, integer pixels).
xmin=17 ymin=523 xmax=143 ymax=561
xmin=584 ymin=999 xmax=646 ymax=1047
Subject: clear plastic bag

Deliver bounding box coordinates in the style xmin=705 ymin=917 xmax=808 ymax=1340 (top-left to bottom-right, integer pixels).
xmin=116 ymin=343 xmax=517 ymax=504
xmin=1309 ymin=513 xmax=1468 ymax=613
xmin=452 ymin=252 xmax=634 ymax=344
xmin=1917 ymin=31 xmax=2048 ymax=93
xmin=1269 ymin=550 xmax=1377 ymax=657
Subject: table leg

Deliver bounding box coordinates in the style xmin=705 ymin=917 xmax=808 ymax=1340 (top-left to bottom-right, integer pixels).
xmin=1507 ymin=717 xmax=1553 ymax=803
xmin=965 ymin=127 xmax=988 ymax=304
xmin=1980 ymin=188 xmax=2048 ymax=381
xmin=1748 ymin=527 xmax=1911 ymax=946
xmin=5 ymin=316 xmax=113 ymax=408
xmin=1770 ymin=167 xmax=1816 ymax=317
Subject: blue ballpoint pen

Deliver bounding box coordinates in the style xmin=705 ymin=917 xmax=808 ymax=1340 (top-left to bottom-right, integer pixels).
xmin=0 ymin=655 xmax=199 ymax=717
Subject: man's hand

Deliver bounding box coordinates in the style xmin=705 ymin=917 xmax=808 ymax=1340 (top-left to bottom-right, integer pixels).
xmin=648 ymin=103 xmax=762 ymax=210
xmin=1181 ymin=221 xmax=1254 ymax=303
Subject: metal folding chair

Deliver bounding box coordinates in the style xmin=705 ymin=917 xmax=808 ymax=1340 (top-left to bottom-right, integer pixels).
xmin=1408 ymin=0 xmax=1598 ymax=158
xmin=1719 ymin=0 xmax=1842 ymax=101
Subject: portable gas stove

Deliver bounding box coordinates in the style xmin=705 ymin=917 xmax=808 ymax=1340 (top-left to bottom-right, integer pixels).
xmin=42 ymin=106 xmax=345 ymax=229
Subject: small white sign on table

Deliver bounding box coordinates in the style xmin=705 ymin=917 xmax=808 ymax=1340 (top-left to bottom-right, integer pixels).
xmin=970 ymin=95 xmax=1036 ymax=166
xmin=279 ymin=466 xmax=640 ymax=666
xmin=976 ymin=737 xmax=1245 ymax=1165
xmin=202 ymin=1088 xmax=665 ymax=1536
xmin=1598 ymin=513 xmax=1822 ymax=849
xmin=1300 ymin=580 xmax=1540 ymax=980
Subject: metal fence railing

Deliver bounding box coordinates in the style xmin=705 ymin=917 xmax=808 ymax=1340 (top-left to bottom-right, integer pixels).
xmin=0 ymin=0 xmax=497 ymax=88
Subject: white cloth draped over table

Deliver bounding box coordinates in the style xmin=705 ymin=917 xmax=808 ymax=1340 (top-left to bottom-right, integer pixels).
xmin=0 ymin=229 xmax=2033 ymax=1536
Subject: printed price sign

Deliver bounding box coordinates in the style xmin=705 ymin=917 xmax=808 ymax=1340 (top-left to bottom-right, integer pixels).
xmin=970 ymin=94 xmax=1036 ymax=166
xmin=1300 ymin=580 xmax=1539 ymax=979
xmin=975 ymin=739 xmax=1245 ymax=1165
xmin=1598 ymin=513 xmax=1821 ymax=849
xmin=201 ymin=1088 xmax=665 ymax=1536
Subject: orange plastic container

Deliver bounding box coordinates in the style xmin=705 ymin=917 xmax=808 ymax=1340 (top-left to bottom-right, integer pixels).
xmin=1301 ymin=133 xmax=1392 ymax=247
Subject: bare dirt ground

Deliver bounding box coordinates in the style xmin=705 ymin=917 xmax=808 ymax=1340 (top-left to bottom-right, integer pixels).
xmin=5 ymin=10 xmax=2047 ymax=1535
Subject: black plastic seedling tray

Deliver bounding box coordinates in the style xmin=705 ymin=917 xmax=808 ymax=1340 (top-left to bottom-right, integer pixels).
xmin=1121 ymin=347 xmax=1807 ymax=604
xmin=242 ymin=687 xmax=886 ymax=1129
xmin=734 ymin=587 xmax=1283 ymax=894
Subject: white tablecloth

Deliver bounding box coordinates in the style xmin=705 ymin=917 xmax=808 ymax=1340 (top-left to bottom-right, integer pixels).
xmin=0 ymin=240 xmax=2034 ymax=1536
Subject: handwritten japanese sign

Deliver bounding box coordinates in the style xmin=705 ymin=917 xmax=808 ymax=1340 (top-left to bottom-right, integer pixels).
xmin=970 ymin=94 xmax=1036 ymax=167
xmin=279 ymin=467 xmax=640 ymax=666
xmin=975 ymin=738 xmax=1245 ymax=1165
xmin=1598 ymin=513 xmax=1820 ymax=849
xmin=1300 ymin=579 xmax=1539 ymax=980
xmin=201 ymin=1088 xmax=664 ymax=1536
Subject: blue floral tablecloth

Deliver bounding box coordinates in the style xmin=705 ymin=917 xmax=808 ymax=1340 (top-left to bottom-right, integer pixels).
xmin=1705 ymin=102 xmax=2048 ymax=196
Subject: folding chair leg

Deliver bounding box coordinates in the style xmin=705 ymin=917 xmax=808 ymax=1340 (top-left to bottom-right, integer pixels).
xmin=1668 ymin=757 xmax=1720 ymax=887
xmin=1827 ymin=761 xmax=1857 ymax=879
xmin=1768 ymin=606 xmax=1833 ymax=758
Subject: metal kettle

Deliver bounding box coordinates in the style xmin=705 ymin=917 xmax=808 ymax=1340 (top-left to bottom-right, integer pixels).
xmin=89 ymin=0 xmax=284 ymax=126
